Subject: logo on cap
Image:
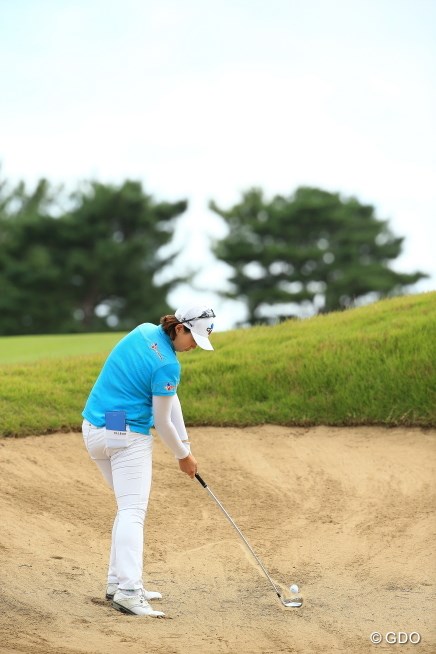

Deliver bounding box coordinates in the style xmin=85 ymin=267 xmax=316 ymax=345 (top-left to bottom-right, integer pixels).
xmin=206 ymin=323 xmax=214 ymax=335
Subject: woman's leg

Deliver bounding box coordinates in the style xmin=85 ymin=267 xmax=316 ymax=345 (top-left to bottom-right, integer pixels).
xmin=82 ymin=421 xmax=153 ymax=591
xmin=109 ymin=434 xmax=153 ymax=590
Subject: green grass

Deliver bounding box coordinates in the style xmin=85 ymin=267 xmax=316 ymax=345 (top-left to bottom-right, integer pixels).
xmin=0 ymin=332 xmax=124 ymax=363
xmin=1 ymin=292 xmax=435 ymax=437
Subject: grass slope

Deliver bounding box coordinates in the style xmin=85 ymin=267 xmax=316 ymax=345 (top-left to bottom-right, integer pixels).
xmin=0 ymin=292 xmax=435 ymax=437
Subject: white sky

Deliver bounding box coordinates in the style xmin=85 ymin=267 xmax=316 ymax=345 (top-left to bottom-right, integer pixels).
xmin=1 ymin=0 xmax=435 ymax=329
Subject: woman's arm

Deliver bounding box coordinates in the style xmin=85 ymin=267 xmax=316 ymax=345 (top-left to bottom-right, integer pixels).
xmin=153 ymin=394 xmax=197 ymax=478
xmin=170 ymin=393 xmax=189 ymax=446
xmin=152 ymin=395 xmax=190 ymax=459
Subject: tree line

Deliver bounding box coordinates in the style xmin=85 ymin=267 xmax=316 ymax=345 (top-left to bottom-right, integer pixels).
xmin=0 ymin=175 xmax=427 ymax=335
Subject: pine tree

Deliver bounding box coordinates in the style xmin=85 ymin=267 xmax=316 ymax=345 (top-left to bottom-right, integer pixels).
xmin=210 ymin=186 xmax=427 ymax=324
xmin=0 ymin=177 xmax=187 ymax=334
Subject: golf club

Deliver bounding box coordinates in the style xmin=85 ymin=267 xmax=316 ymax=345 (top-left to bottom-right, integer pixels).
xmin=195 ymin=473 xmax=303 ymax=608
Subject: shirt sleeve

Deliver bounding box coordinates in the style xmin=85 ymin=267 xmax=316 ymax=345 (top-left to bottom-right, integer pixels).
xmin=171 ymin=394 xmax=188 ymax=440
xmin=152 ymin=395 xmax=190 ymax=459
xmin=151 ymin=363 xmax=180 ymax=396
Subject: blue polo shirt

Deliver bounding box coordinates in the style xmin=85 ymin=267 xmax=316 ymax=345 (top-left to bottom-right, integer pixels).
xmin=82 ymin=323 xmax=180 ymax=434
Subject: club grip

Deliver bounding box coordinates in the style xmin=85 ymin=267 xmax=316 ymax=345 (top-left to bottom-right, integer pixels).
xmin=195 ymin=473 xmax=208 ymax=488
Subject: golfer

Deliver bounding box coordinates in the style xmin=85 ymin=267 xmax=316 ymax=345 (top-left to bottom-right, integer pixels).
xmin=81 ymin=304 xmax=215 ymax=618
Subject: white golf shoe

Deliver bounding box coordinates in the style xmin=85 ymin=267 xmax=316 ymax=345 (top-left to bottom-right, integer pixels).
xmin=112 ymin=589 xmax=165 ymax=618
xmin=106 ymin=583 xmax=162 ymax=601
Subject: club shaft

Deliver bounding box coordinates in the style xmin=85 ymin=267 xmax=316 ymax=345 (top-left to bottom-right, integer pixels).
xmin=196 ymin=474 xmax=281 ymax=598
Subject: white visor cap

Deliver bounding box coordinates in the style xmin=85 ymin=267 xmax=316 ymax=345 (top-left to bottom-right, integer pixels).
xmin=175 ymin=304 xmax=215 ymax=350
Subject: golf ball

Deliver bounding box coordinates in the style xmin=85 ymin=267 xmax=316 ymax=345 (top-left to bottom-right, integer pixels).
xmin=290 ymin=584 xmax=299 ymax=594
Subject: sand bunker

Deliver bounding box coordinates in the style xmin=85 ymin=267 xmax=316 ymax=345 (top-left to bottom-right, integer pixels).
xmin=0 ymin=425 xmax=435 ymax=653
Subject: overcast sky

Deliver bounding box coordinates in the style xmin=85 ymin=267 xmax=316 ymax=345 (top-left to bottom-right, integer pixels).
xmin=1 ymin=0 xmax=435 ymax=329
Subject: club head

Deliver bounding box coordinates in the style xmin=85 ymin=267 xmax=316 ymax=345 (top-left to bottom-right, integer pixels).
xmin=280 ymin=595 xmax=303 ymax=608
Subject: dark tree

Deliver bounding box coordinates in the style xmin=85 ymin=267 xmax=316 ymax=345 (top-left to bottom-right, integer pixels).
xmin=0 ymin=176 xmax=187 ymax=334
xmin=210 ymin=186 xmax=427 ymax=324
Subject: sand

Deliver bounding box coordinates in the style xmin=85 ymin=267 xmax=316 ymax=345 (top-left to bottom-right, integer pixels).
xmin=0 ymin=425 xmax=435 ymax=654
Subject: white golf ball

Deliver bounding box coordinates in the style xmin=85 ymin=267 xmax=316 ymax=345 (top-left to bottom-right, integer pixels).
xmin=290 ymin=584 xmax=299 ymax=594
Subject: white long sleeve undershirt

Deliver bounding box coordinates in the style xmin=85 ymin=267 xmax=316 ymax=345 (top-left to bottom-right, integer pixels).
xmin=152 ymin=394 xmax=190 ymax=460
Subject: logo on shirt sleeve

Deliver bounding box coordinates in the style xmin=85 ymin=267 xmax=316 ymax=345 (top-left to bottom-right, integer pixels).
xmin=164 ymin=382 xmax=177 ymax=392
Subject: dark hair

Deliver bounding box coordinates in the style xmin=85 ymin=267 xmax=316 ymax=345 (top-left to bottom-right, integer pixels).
xmin=160 ymin=314 xmax=190 ymax=341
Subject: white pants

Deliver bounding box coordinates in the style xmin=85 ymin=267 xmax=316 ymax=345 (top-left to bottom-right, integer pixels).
xmin=82 ymin=419 xmax=153 ymax=590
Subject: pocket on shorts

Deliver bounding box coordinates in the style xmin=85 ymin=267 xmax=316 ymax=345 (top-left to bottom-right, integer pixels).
xmin=105 ymin=429 xmax=129 ymax=450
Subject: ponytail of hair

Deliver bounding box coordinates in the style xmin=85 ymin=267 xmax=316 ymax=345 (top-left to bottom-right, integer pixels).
xmin=160 ymin=314 xmax=190 ymax=341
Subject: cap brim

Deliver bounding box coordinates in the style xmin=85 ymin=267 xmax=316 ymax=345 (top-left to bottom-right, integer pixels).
xmin=191 ymin=331 xmax=214 ymax=351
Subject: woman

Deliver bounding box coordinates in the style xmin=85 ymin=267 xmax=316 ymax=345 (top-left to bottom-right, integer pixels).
xmin=81 ymin=304 xmax=215 ymax=618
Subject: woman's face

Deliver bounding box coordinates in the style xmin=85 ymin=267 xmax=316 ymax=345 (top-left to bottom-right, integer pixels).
xmin=173 ymin=324 xmax=197 ymax=352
